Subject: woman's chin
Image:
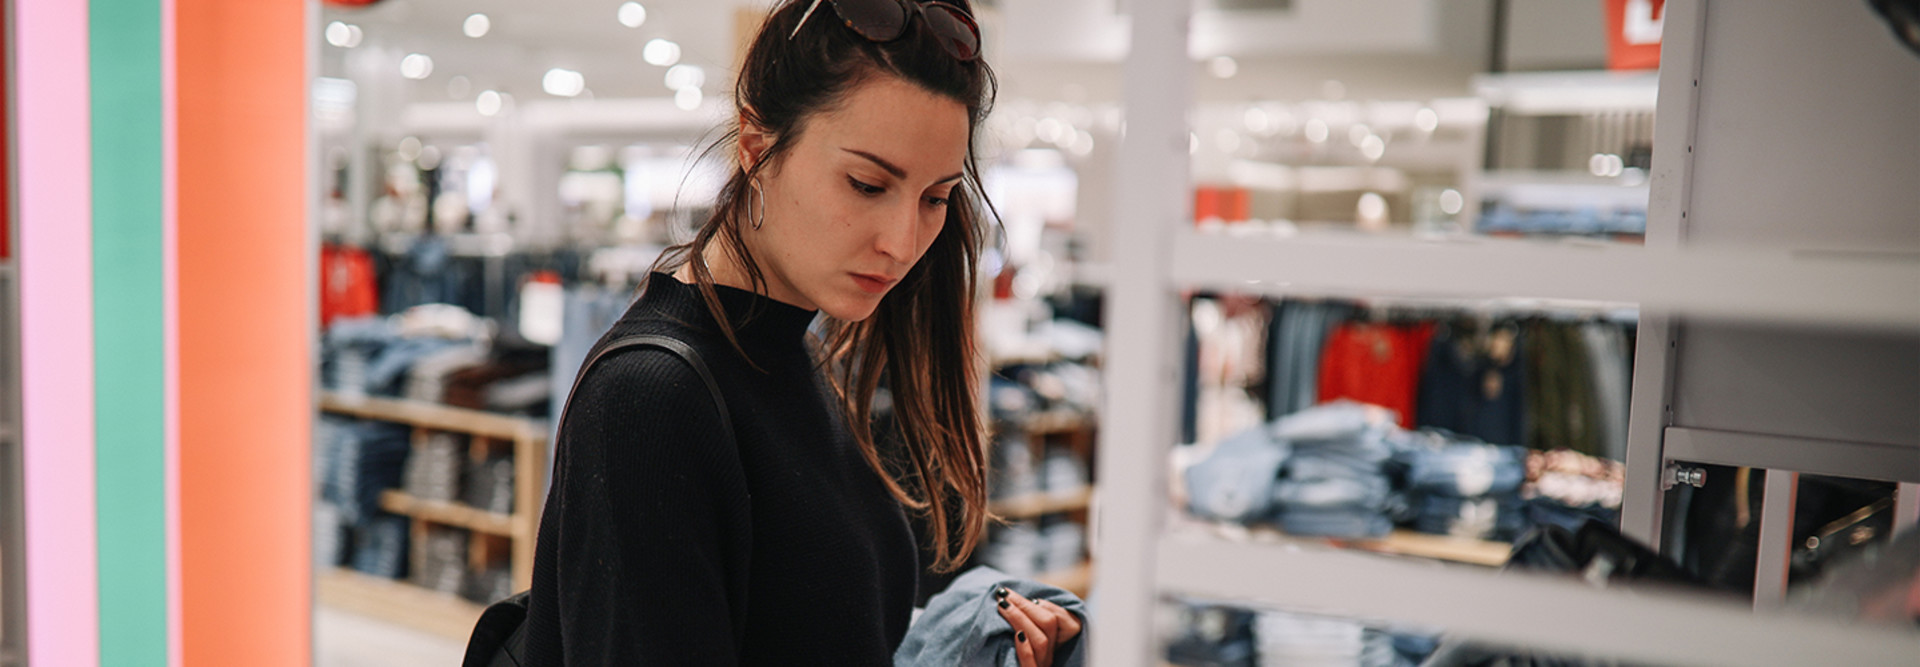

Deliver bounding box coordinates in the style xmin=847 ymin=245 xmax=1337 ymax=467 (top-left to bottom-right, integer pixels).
xmin=818 ymin=294 xmax=883 ymax=322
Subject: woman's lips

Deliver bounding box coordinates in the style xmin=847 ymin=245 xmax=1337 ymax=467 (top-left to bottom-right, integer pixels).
xmin=850 ymin=272 xmax=896 ymax=294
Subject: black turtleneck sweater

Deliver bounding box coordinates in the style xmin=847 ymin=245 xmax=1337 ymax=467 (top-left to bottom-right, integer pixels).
xmin=523 ymin=273 xmax=918 ymax=665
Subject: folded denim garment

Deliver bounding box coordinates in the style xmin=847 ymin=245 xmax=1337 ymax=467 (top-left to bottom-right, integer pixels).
xmin=895 ymin=566 xmax=1088 ymax=667
xmin=1271 ymin=475 xmax=1390 ymax=510
xmin=1402 ymin=443 xmax=1528 ymax=497
xmin=1270 ymin=400 xmax=1391 ymax=443
xmin=1186 ymin=425 xmax=1290 ymax=523
xmin=1410 ymin=494 xmax=1526 ymax=541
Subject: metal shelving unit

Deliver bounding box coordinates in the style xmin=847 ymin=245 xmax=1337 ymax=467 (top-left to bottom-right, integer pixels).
xmin=1090 ymin=1 xmax=1920 ymax=665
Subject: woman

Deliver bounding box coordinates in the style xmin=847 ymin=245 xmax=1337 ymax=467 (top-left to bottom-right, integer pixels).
xmin=522 ymin=1 xmax=1082 ymax=664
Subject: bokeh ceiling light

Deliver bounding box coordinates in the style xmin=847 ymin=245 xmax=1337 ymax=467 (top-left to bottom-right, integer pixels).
xmin=664 ymin=64 xmax=705 ymax=91
xmin=675 ymin=86 xmax=703 ymax=111
xmin=464 ymin=13 xmax=491 ymax=38
xmin=400 ymin=53 xmax=434 ymax=80
xmin=325 ymin=21 xmax=362 ymax=48
xmin=619 ymin=2 xmax=649 ymax=29
xmin=544 ymin=68 xmax=587 ymax=97
xmin=477 ymin=89 xmax=503 ymax=116
xmin=643 ymin=39 xmax=681 ymax=67
xmin=1414 ymin=107 xmax=1439 ymax=133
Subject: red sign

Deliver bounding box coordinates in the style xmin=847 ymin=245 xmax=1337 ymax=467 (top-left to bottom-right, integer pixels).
xmin=1605 ymin=0 xmax=1664 ymax=70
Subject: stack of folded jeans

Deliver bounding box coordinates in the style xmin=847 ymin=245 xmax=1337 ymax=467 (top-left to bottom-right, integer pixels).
xmin=1397 ymin=435 xmax=1529 ymax=541
xmin=322 ymin=419 xmax=412 ymax=526
xmin=1185 ymin=424 xmax=1290 ymax=524
xmin=1184 ymin=401 xmax=1400 ymax=537
xmin=351 ymin=514 xmax=410 ymax=579
xmin=414 ymin=525 xmax=469 ymax=594
xmin=1268 ymin=402 xmax=1397 ymax=538
xmin=1164 ymin=602 xmax=1259 ymax=667
xmin=1252 ymin=611 xmax=1368 ymax=667
xmin=463 ymin=564 xmax=514 ymax=605
xmin=463 ymin=455 xmax=516 ymax=515
xmin=979 ymin=522 xmax=1044 ymax=579
xmin=403 ymin=432 xmax=464 ymax=502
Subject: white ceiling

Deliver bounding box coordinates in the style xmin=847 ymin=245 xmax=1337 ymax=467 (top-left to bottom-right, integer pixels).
xmin=320 ymin=0 xmax=1609 ymax=109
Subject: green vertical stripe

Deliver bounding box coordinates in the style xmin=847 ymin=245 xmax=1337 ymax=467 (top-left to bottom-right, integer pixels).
xmin=91 ymin=0 xmax=168 ymax=664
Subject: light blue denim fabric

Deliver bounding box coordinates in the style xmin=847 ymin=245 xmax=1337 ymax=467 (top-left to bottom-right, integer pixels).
xmin=895 ymin=566 xmax=1088 ymax=667
xmin=1271 ymin=475 xmax=1390 ymax=509
xmin=1402 ymin=443 xmax=1528 ymax=498
xmin=1270 ymin=399 xmax=1380 ymax=443
xmin=1185 ymin=425 xmax=1290 ymax=523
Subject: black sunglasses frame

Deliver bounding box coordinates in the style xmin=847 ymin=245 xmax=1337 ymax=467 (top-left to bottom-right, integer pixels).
xmin=789 ymin=0 xmax=982 ymax=62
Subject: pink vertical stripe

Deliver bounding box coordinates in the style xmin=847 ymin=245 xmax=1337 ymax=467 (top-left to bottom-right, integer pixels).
xmin=161 ymin=0 xmax=183 ymax=664
xmin=15 ymin=0 xmax=101 ymax=665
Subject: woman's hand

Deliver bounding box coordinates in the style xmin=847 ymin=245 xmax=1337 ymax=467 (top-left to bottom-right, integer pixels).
xmin=994 ymin=587 xmax=1083 ymax=667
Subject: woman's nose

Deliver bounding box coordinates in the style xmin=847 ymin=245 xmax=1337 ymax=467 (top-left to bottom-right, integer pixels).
xmin=872 ymin=200 xmax=921 ymax=263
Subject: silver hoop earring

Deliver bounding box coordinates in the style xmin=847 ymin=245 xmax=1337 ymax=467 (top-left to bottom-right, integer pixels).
xmin=749 ymin=177 xmax=767 ymax=231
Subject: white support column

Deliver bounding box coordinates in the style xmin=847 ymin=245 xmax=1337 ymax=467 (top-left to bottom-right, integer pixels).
xmin=1621 ymin=0 xmax=1708 ymax=549
xmin=1089 ymin=0 xmax=1192 ymax=665
xmin=1753 ymin=470 xmax=1797 ymax=608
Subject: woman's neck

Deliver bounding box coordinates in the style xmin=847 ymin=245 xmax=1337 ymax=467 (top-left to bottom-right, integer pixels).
xmin=674 ymin=238 xmax=815 ymax=311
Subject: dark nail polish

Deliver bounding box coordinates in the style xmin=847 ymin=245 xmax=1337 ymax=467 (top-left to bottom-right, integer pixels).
xmin=1016 ymin=631 xmax=1027 ymax=643
xmin=998 ymin=599 xmax=1010 ymax=609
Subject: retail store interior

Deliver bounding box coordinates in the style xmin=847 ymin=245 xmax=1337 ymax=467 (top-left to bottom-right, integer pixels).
xmin=3 ymin=0 xmax=1919 ymax=665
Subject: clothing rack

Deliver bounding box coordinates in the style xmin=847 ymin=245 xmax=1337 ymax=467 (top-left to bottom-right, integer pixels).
xmin=1091 ymin=2 xmax=1920 ymax=665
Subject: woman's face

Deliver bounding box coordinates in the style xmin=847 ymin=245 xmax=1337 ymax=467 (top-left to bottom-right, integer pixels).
xmin=738 ymin=74 xmax=971 ymax=321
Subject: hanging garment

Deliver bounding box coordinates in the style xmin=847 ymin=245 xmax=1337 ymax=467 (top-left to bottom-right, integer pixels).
xmin=1266 ymin=301 xmax=1352 ymax=419
xmin=1316 ymin=321 xmax=1434 ymax=428
xmin=1522 ymin=321 xmax=1604 ymax=456
xmin=1579 ymin=322 xmax=1634 ymax=461
xmin=1415 ymin=321 xmax=1528 ymax=446
xmin=320 ymin=244 xmax=379 ymax=327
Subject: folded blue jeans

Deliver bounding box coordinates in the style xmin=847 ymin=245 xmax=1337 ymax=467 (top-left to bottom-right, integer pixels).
xmin=1186 ymin=425 xmax=1289 ymax=523
xmin=1402 ymin=443 xmax=1527 ymax=497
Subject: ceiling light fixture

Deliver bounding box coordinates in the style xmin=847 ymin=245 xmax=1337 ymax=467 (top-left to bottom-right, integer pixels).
xmin=619 ymin=2 xmax=648 ymax=29
xmin=543 ymin=68 xmax=587 ymax=97
xmin=325 ymin=21 xmax=362 ymax=48
xmin=643 ymin=39 xmax=681 ymax=67
xmin=464 ymin=14 xmax=490 ymax=38
xmin=400 ymin=53 xmax=434 ymax=80
xmin=477 ymin=90 xmax=503 ymax=116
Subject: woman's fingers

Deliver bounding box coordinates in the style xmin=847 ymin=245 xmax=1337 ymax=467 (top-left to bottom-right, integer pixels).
xmin=1035 ymin=599 xmax=1082 ymax=645
xmin=996 ymin=588 xmax=1051 ymax=667
xmin=998 ymin=589 xmax=1055 ymax=666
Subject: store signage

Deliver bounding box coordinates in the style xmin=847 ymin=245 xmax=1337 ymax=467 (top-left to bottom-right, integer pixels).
xmin=1605 ymin=0 xmax=1664 ymax=70
xmin=322 ymin=0 xmax=386 ymax=6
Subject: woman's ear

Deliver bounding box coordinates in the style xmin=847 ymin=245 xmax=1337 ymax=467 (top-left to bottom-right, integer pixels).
xmin=737 ymin=117 xmax=775 ymax=174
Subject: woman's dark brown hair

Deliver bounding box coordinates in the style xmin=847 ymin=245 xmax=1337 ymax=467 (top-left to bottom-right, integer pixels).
xmin=649 ymin=0 xmax=996 ymax=572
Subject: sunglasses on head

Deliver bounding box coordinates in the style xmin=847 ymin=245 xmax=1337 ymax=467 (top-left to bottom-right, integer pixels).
xmin=790 ymin=0 xmax=982 ymax=62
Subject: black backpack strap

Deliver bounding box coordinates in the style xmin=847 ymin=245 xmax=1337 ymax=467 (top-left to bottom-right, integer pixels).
xmin=463 ymin=333 xmax=730 ymax=667
xmin=561 ymin=333 xmax=734 ymax=446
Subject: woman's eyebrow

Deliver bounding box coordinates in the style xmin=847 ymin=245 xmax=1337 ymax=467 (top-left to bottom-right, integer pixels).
xmin=843 ymin=148 xmax=964 ymax=184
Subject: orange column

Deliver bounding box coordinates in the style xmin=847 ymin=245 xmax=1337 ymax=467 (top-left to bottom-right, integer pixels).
xmin=175 ymin=0 xmax=310 ymax=663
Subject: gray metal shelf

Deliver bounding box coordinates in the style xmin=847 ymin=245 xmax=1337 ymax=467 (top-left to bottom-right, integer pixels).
xmin=1090 ymin=1 xmax=1920 ymax=665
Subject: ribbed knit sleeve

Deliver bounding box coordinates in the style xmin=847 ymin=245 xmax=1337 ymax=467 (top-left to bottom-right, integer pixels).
xmin=530 ymin=348 xmax=753 ymax=665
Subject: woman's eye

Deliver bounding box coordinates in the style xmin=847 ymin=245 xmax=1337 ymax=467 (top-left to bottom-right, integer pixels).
xmin=848 ymin=177 xmax=885 ymax=196
xmin=925 ymin=195 xmax=950 ymax=207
